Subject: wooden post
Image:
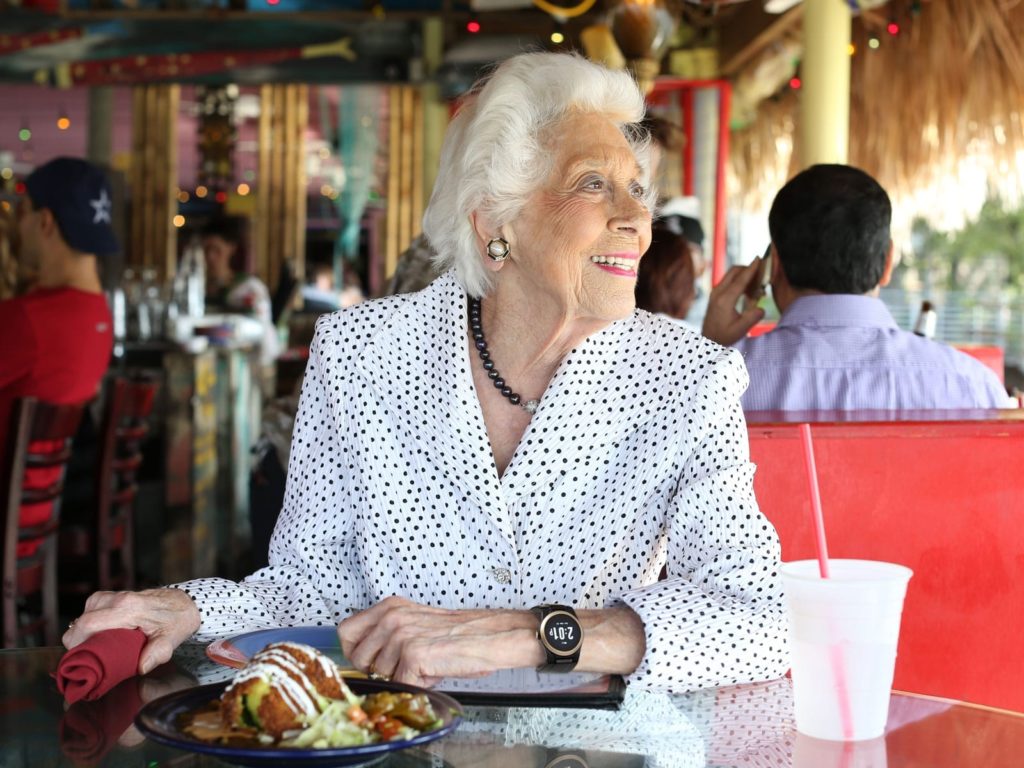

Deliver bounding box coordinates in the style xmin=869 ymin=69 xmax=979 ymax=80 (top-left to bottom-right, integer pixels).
xmin=129 ymin=83 xmax=178 ymax=278
xmin=383 ymin=85 xmax=424 ymax=284
xmin=801 ymin=0 xmax=851 ymax=166
xmin=256 ymin=84 xmax=308 ymax=291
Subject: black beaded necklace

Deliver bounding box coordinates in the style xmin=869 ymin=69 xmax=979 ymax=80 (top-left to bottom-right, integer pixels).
xmin=469 ymin=296 xmax=540 ymax=414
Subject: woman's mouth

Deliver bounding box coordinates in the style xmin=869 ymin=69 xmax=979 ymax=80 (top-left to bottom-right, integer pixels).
xmin=590 ymin=253 xmax=639 ymax=277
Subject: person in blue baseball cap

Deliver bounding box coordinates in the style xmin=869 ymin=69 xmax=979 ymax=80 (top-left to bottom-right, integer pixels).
xmin=1 ymin=157 xmax=116 ymax=559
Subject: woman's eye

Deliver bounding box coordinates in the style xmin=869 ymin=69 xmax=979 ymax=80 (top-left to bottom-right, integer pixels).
xmin=582 ymin=178 xmax=605 ymax=191
xmin=630 ymin=184 xmax=646 ymax=199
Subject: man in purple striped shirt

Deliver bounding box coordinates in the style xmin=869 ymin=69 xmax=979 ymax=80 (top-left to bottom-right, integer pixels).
xmin=702 ymin=164 xmax=1011 ymax=411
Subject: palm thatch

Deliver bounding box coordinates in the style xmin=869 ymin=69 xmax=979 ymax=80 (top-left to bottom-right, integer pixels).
xmin=729 ymin=0 xmax=1024 ymax=233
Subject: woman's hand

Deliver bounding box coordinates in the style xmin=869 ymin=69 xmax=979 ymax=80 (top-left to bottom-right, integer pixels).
xmin=62 ymin=588 xmax=201 ymax=675
xmin=338 ymin=597 xmax=647 ymax=687
xmin=338 ymin=597 xmax=542 ymax=687
xmin=701 ymin=260 xmax=767 ymax=346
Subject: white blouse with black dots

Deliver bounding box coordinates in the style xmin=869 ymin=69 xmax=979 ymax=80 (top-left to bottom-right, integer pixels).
xmin=175 ymin=272 xmax=789 ymax=693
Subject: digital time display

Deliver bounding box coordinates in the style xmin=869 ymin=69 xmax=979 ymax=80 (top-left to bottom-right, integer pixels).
xmin=542 ymin=612 xmax=582 ymax=655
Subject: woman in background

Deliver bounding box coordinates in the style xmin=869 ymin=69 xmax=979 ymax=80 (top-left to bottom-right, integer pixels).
xmin=202 ymin=215 xmax=279 ymax=367
xmin=635 ymin=221 xmax=699 ymax=331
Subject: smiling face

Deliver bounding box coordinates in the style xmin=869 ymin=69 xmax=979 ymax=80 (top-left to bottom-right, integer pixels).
xmin=500 ymin=111 xmax=652 ymax=324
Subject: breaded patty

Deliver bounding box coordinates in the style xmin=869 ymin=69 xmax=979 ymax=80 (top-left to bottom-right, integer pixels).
xmin=220 ymin=641 xmax=351 ymax=739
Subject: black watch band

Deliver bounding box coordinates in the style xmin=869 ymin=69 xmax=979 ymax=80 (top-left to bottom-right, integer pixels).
xmin=530 ymin=604 xmax=582 ymax=673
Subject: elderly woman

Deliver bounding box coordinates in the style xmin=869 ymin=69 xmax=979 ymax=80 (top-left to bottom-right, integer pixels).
xmin=65 ymin=52 xmax=786 ymax=693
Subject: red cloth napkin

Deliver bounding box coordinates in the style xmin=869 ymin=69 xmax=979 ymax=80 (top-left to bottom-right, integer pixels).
xmin=55 ymin=628 xmax=147 ymax=704
xmin=59 ymin=677 xmax=144 ymax=765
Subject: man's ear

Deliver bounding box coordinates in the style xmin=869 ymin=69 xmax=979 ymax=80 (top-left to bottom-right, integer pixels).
xmin=770 ymin=243 xmax=784 ymax=283
xmin=36 ymin=208 xmax=59 ymax=239
xmin=879 ymin=240 xmax=895 ymax=287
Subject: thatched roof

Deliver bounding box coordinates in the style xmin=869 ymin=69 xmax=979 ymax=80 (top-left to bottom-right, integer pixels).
xmin=729 ymin=0 xmax=1024 ymax=233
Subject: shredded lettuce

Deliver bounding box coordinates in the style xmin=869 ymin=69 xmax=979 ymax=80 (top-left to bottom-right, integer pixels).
xmin=283 ymin=701 xmax=375 ymax=748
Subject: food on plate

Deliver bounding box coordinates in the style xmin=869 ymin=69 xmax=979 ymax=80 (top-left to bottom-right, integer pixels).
xmin=220 ymin=641 xmax=350 ymax=737
xmin=183 ymin=641 xmax=442 ymax=748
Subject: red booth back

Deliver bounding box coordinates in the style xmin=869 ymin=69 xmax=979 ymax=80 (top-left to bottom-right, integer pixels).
xmin=746 ymin=409 xmax=1024 ymax=713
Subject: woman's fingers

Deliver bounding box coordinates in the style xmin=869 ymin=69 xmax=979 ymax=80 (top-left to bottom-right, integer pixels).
xmin=62 ymin=588 xmax=200 ymax=657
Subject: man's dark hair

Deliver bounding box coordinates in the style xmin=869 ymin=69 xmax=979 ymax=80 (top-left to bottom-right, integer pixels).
xmin=768 ymin=164 xmax=892 ymax=295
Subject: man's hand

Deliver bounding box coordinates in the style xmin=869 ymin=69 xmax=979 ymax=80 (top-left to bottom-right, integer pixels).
xmin=338 ymin=597 xmax=540 ymax=688
xmin=701 ymin=260 xmax=767 ymax=346
xmin=62 ymin=588 xmax=201 ymax=675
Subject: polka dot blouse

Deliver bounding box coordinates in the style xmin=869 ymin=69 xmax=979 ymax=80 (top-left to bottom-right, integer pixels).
xmin=175 ymin=272 xmax=788 ymax=693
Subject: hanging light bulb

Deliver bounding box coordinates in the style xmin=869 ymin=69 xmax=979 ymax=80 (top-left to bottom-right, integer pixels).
xmin=608 ymin=0 xmax=677 ymax=94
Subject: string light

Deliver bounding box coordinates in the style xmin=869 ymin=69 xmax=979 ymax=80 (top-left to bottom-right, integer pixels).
xmin=887 ymin=21 xmax=900 ymax=35
xmin=173 ymin=214 xmax=185 ymax=227
xmin=868 ymin=37 xmax=880 ymax=49
xmin=215 ymin=190 xmax=227 ymax=203
xmin=237 ymin=183 xmax=250 ymax=196
xmin=57 ymin=114 xmax=70 ymax=130
xmin=195 ymin=185 xmax=208 ymax=198
xmin=18 ymin=127 xmax=31 ymax=141
xmin=466 ymin=20 xmax=481 ymax=33
xmin=848 ymin=42 xmax=856 ymax=56
xmin=551 ymin=31 xmax=565 ymax=44
xmin=177 ymin=190 xmax=190 ymax=203
xmin=789 ymin=76 xmax=802 ymax=90
xmin=0 ymin=167 xmax=12 ymax=180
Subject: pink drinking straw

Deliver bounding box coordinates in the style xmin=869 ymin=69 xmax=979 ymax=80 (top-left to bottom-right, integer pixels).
xmin=798 ymin=423 xmax=854 ymax=741
xmin=799 ymin=423 xmax=831 ymax=579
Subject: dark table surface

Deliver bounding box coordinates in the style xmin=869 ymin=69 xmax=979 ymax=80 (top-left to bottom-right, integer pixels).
xmin=2 ymin=646 xmax=1021 ymax=768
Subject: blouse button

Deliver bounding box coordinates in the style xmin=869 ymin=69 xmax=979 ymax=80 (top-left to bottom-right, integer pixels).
xmin=491 ymin=567 xmax=512 ymax=584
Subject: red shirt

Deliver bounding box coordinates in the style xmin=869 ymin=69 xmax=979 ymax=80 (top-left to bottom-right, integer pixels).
xmin=0 ymin=288 xmax=113 ymax=556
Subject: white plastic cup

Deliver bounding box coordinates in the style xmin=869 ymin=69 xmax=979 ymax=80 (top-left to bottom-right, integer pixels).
xmin=794 ymin=733 xmax=888 ymax=768
xmin=782 ymin=559 xmax=913 ymax=741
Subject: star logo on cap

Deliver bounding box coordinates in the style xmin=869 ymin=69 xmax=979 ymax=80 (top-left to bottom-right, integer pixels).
xmin=90 ymin=189 xmax=111 ymax=224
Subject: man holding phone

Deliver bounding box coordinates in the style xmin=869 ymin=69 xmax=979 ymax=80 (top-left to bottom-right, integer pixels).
xmin=701 ymin=164 xmax=1010 ymax=411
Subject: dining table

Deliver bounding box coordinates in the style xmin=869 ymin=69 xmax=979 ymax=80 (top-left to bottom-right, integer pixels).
xmin=2 ymin=645 xmax=1022 ymax=768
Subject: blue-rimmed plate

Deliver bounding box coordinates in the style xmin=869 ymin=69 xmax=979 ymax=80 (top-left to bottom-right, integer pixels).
xmin=135 ymin=678 xmax=463 ymax=767
xmin=207 ymin=626 xmax=347 ymax=669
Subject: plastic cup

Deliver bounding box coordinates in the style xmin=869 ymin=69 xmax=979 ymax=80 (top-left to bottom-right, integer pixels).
xmin=782 ymin=559 xmax=913 ymax=741
xmin=794 ymin=733 xmax=888 ymax=768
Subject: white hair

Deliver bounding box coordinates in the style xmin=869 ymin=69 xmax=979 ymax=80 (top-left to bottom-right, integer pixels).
xmin=422 ymin=52 xmax=650 ymax=299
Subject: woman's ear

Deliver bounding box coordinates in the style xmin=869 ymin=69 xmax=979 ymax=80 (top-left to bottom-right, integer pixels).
xmin=469 ymin=210 xmax=505 ymax=273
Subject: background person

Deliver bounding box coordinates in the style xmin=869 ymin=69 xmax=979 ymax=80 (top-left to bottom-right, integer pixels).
xmin=201 ymin=215 xmax=280 ymax=368
xmin=65 ymin=53 xmax=787 ymax=693
xmin=0 ymin=157 xmax=116 ymax=557
xmin=702 ymin=164 xmax=1012 ymax=410
xmin=635 ymin=221 xmax=699 ymax=330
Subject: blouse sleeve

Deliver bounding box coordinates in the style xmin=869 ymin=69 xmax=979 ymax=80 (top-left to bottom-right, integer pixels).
xmin=172 ymin=317 xmax=367 ymax=641
xmin=609 ymin=348 xmax=789 ymax=692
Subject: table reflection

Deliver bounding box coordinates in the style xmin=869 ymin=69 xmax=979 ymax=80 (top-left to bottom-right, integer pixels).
xmin=1 ymin=646 xmax=1021 ymax=768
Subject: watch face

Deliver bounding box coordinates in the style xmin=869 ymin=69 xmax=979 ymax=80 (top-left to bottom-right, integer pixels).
xmin=541 ymin=611 xmax=582 ymax=656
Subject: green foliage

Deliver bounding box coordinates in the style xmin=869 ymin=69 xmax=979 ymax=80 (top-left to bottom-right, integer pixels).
xmin=899 ymin=199 xmax=1024 ymax=294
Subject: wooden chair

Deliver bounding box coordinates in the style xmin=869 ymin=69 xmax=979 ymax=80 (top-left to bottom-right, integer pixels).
xmin=2 ymin=397 xmax=87 ymax=647
xmin=60 ymin=375 xmax=159 ymax=596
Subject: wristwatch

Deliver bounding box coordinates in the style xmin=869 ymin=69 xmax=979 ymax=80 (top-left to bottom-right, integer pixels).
xmin=530 ymin=604 xmax=583 ymax=673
